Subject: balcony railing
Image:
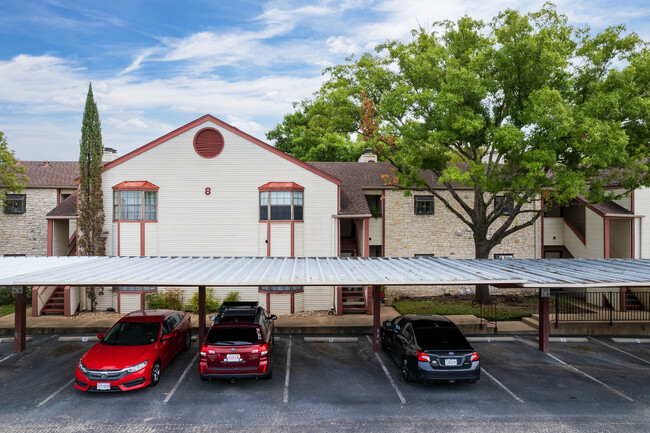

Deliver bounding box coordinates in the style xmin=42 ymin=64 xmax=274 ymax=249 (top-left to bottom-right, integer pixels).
xmin=554 ymin=290 xmax=650 ymax=325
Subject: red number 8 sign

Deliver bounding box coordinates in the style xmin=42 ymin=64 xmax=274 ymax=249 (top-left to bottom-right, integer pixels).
xmin=205 ymin=187 xmax=211 ymax=195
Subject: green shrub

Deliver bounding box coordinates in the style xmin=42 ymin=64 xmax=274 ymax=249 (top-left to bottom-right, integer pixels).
xmin=145 ymin=288 xmax=184 ymax=311
xmin=187 ymin=288 xmax=222 ymax=313
xmin=223 ymin=291 xmax=241 ymax=303
xmin=0 ymin=286 xmax=33 ymax=306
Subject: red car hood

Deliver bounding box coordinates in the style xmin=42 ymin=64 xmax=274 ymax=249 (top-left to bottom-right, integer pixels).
xmin=81 ymin=343 xmax=155 ymax=370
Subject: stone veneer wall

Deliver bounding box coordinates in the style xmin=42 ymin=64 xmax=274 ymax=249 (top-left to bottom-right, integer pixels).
xmin=382 ymin=189 xmax=542 ymax=298
xmin=0 ymin=188 xmax=57 ymax=256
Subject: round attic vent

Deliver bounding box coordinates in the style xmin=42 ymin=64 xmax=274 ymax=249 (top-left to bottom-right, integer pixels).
xmin=193 ymin=128 xmax=224 ymax=158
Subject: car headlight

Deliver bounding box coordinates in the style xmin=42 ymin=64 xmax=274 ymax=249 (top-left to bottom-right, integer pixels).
xmin=125 ymin=360 xmax=148 ymax=374
xmin=78 ymin=360 xmax=89 ymax=373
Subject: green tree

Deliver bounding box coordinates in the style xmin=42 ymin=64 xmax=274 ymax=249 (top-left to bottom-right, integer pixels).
xmin=0 ymin=132 xmax=28 ymax=203
xmin=78 ymin=83 xmax=107 ymax=311
xmin=273 ymin=3 xmax=650 ymax=303
xmin=267 ymin=99 xmax=365 ymax=161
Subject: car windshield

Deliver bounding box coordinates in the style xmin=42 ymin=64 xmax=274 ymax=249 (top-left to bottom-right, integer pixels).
xmin=414 ymin=327 xmax=472 ymax=351
xmin=206 ymin=326 xmax=261 ymax=345
xmin=102 ymin=321 xmax=160 ymax=346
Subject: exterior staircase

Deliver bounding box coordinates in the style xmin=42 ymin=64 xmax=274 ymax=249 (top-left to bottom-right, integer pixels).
xmin=624 ymin=288 xmax=645 ymax=311
xmin=41 ymin=286 xmax=66 ymax=315
xmin=342 ymin=286 xmax=366 ymax=314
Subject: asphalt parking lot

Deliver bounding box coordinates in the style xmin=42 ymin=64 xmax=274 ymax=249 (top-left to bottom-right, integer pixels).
xmin=0 ymin=333 xmax=649 ymax=432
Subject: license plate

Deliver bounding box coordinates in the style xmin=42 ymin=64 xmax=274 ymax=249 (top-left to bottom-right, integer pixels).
xmin=226 ymin=354 xmax=241 ymax=362
xmin=97 ymin=382 xmax=111 ymax=391
xmin=444 ymin=358 xmax=458 ymax=366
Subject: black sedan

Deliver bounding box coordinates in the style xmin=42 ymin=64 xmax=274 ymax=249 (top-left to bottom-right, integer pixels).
xmin=380 ymin=314 xmax=480 ymax=383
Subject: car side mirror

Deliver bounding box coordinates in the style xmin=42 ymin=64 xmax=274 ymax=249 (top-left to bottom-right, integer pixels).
xmin=161 ymin=334 xmax=173 ymax=342
xmin=96 ymin=333 xmax=104 ymax=340
xmin=270 ymin=315 xmax=277 ymax=321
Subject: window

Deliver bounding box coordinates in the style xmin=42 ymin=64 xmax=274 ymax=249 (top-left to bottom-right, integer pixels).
xmin=414 ymin=196 xmax=434 ymax=215
xmin=415 ymin=254 xmax=435 ymax=258
xmin=494 ymin=196 xmax=514 ymax=216
xmin=3 ymin=194 xmax=26 ymax=214
xmin=259 ymin=286 xmax=303 ymax=292
xmin=116 ymin=286 xmax=157 ymax=292
xmin=259 ymin=189 xmax=304 ymax=221
xmin=112 ymin=182 xmax=158 ymax=221
xmin=494 ymin=254 xmax=514 ymax=259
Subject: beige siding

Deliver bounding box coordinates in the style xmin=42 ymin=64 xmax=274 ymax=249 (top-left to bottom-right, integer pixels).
xmin=119 ymin=223 xmax=141 ymax=256
xmin=611 ymin=188 xmax=632 ymax=211
xmin=258 ymin=224 xmax=267 ymax=255
xmin=635 ymin=218 xmax=642 ymax=258
xmin=70 ymin=287 xmax=80 ymax=315
xmin=543 ymin=218 xmax=564 ymax=246
xmin=210 ymin=286 xmax=258 ymax=302
xmin=111 ymin=223 xmax=118 ymax=255
xmin=101 ymin=120 xmax=338 ymax=259
xmin=635 ymin=188 xmax=650 ymax=258
xmin=303 ymin=286 xmax=333 ymax=311
xmin=268 ymin=293 xmax=291 ymax=315
xmin=52 ymin=220 xmax=69 ymax=255
xmin=294 ymin=224 xmax=304 ymax=257
xmin=610 ymin=219 xmax=632 ymax=258
xmin=120 ymin=293 xmax=142 ymax=314
xmin=369 ymin=217 xmax=382 ymax=246
xmin=95 ymin=288 xmax=117 ymax=311
xmin=258 ymin=292 xmax=267 ymax=310
xmin=563 ymin=208 xmax=604 ymax=258
xmin=145 ymin=223 xmax=158 ymax=256
xmin=270 ymin=224 xmax=291 ymax=256
xmin=294 ymin=292 xmax=304 ymax=313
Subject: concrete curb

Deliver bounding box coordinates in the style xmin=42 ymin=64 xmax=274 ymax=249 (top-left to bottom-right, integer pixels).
xmin=611 ymin=337 xmax=650 ymax=343
xmin=0 ymin=336 xmax=33 ymax=343
xmin=467 ymin=336 xmax=515 ymax=342
xmin=536 ymin=337 xmax=588 ymax=343
xmin=304 ymin=337 xmax=358 ymax=343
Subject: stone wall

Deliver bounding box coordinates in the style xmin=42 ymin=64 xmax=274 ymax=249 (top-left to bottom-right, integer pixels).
xmin=382 ymin=189 xmax=541 ymax=299
xmin=383 ymin=189 xmax=541 ymax=259
xmin=0 ymin=188 xmax=57 ymax=256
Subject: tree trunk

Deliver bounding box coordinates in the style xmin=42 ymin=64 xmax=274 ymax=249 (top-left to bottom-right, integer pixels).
xmin=474 ymin=243 xmax=491 ymax=304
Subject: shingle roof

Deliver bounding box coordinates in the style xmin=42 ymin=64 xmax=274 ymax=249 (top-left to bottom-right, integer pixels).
xmin=46 ymin=191 xmax=78 ymax=218
xmin=590 ymin=201 xmax=634 ymax=216
xmin=308 ymin=162 xmax=469 ymax=215
xmin=18 ymin=161 xmax=79 ymax=188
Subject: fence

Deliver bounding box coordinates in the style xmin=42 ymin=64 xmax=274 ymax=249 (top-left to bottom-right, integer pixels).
xmin=555 ymin=290 xmax=650 ymax=326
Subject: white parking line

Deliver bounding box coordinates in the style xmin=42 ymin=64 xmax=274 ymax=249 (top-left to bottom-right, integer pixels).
xmin=283 ymin=335 xmax=292 ymax=404
xmin=545 ymin=352 xmax=634 ymax=402
xmin=587 ymin=337 xmax=650 ymax=365
xmin=37 ymin=379 xmax=74 ymax=407
xmin=366 ymin=337 xmax=407 ymax=404
xmin=164 ymin=352 xmax=199 ymax=404
xmin=0 ymin=354 xmax=15 ymax=364
xmin=482 ymin=368 xmax=524 ymax=403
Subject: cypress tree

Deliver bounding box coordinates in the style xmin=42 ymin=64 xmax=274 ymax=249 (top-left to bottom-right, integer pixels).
xmin=78 ymin=83 xmax=107 ymax=311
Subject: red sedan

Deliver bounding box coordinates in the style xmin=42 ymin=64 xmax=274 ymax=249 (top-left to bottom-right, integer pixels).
xmin=75 ymin=309 xmax=192 ymax=392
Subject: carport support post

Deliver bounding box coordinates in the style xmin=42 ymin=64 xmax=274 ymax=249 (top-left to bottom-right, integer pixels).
xmin=539 ymin=288 xmax=549 ymax=352
xmin=372 ymin=285 xmax=381 ymax=353
xmin=198 ymin=286 xmax=206 ymax=346
xmin=14 ymin=286 xmax=26 ymax=353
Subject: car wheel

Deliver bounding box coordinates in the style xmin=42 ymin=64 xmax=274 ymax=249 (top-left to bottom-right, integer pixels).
xmin=183 ymin=330 xmax=191 ymax=351
xmin=402 ymin=357 xmax=415 ymax=382
xmin=150 ymin=361 xmax=161 ymax=386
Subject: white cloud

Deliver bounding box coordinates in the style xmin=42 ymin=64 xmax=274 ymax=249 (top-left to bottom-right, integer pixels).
xmin=326 ymin=36 xmax=359 ymax=54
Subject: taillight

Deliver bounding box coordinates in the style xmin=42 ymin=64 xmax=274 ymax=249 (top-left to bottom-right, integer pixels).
xmin=471 ymin=352 xmax=479 ymax=361
xmin=416 ymin=350 xmax=430 ymax=362
xmin=200 ymin=345 xmax=207 ymax=357
xmin=260 ymin=343 xmax=269 ymax=356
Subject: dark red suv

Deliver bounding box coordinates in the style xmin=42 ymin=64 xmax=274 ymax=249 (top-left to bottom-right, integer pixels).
xmin=199 ymin=302 xmax=277 ymax=380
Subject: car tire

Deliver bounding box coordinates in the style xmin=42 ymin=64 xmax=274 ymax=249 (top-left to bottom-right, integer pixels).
xmin=402 ymin=357 xmax=415 ymax=383
xmin=150 ymin=361 xmax=161 ymax=387
xmin=183 ymin=330 xmax=191 ymax=351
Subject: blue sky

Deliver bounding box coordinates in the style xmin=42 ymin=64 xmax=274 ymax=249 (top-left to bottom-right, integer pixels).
xmin=2 ymin=0 xmax=650 ymax=161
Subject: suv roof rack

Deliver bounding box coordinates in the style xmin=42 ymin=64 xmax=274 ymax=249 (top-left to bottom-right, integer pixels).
xmin=213 ymin=301 xmax=261 ymax=325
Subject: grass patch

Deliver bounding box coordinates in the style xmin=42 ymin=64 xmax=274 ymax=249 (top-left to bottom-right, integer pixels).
xmin=393 ymin=295 xmax=554 ymax=321
xmin=0 ymin=304 xmax=18 ymax=318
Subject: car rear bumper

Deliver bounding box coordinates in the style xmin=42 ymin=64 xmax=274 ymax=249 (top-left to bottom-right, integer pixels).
xmin=200 ymin=371 xmax=271 ymax=380
xmin=416 ymin=362 xmax=481 ymax=382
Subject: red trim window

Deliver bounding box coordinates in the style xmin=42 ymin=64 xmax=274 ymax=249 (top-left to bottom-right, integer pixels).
xmin=259 ymin=182 xmax=304 ymax=221
xmin=259 ymin=286 xmax=304 ymax=293
xmin=113 ymin=181 xmax=159 ymax=221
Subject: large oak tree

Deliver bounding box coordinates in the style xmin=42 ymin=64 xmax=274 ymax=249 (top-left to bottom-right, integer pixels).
xmin=272 ymin=3 xmax=650 ymax=302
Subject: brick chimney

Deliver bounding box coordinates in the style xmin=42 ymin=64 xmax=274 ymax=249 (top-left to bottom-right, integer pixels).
xmin=358 ymin=148 xmax=377 ymax=163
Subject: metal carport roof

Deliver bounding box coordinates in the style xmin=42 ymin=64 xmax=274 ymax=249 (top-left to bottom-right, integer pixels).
xmin=2 ymin=256 xmax=650 ymax=288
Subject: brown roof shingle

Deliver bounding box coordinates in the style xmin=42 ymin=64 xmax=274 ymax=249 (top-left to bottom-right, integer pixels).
xmin=46 ymin=191 xmax=78 ymax=218
xmin=18 ymin=161 xmax=79 ymax=188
